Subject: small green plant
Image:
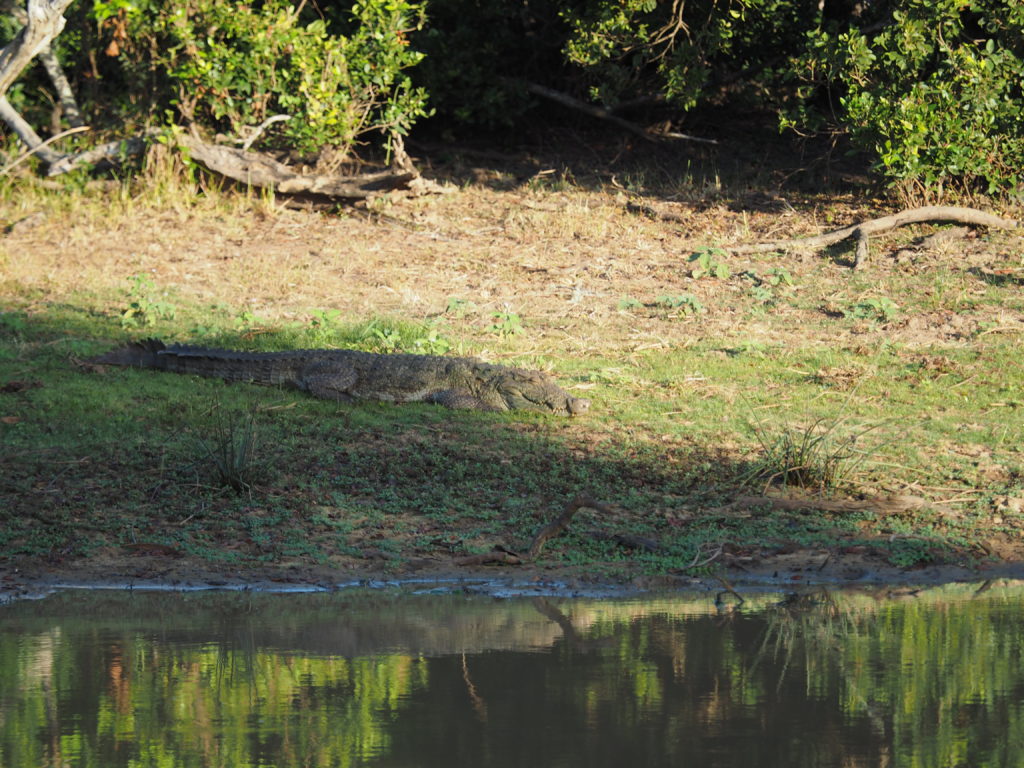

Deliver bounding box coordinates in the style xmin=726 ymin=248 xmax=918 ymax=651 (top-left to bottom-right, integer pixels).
xmin=361 ymin=319 xmax=452 ymax=354
xmin=846 ymin=297 xmax=899 ymax=323
xmin=234 ymin=309 xmax=268 ymax=333
xmin=656 ymin=294 xmax=704 ymax=316
xmin=764 ymin=267 xmax=794 ymax=287
xmin=750 ymin=285 xmax=775 ymax=304
xmin=688 ymin=248 xmax=731 ymax=280
xmin=488 ymin=311 xmax=524 ymax=337
xmin=308 ymin=308 xmax=343 ymax=344
xmin=371 ymin=326 xmax=405 ymax=352
xmin=745 ymin=268 xmax=795 ymax=305
xmin=309 ymin=308 xmax=342 ymax=328
xmin=120 ymin=274 xmax=176 ymax=329
xmin=444 ymin=297 xmax=477 ymax=318
xmin=616 ymin=296 xmax=644 ymax=311
xmin=411 ymin=327 xmax=451 ymax=355
xmin=193 ymin=404 xmax=260 ymax=494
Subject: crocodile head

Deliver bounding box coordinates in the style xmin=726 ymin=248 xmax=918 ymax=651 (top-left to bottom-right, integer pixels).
xmin=498 ymin=372 xmax=591 ymax=415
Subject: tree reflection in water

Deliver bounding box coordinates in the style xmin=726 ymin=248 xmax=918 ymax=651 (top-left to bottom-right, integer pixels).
xmin=1 ymin=582 xmax=1021 ymax=767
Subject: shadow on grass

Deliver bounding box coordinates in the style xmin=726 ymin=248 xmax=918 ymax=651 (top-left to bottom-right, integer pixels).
xmin=0 ymin=308 xmax=975 ymax=575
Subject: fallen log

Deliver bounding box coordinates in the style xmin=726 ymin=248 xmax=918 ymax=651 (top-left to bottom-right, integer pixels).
xmin=179 ymin=136 xmax=436 ymax=200
xmin=726 ymin=206 xmax=1018 ymax=268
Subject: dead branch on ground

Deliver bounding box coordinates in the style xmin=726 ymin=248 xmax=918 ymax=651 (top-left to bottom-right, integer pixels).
xmin=0 ymin=122 xmax=87 ymax=174
xmin=45 ymin=130 xmax=159 ymax=176
xmin=726 ymin=206 xmax=1018 ymax=268
xmin=527 ymin=493 xmax=614 ymax=559
xmin=179 ymin=136 xmax=439 ymax=200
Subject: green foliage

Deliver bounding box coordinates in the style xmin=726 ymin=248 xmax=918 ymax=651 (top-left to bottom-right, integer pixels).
xmin=120 ymin=274 xmax=175 ymax=329
xmin=688 ymin=248 xmax=731 ymax=280
xmin=655 ymin=294 xmax=704 ymax=316
xmin=846 ymin=297 xmax=899 ymax=323
xmin=136 ymin=0 xmax=429 ymax=153
xmin=487 ymin=311 xmax=524 ymax=337
xmin=561 ymin=0 xmax=808 ymax=110
xmin=616 ymin=297 xmax=644 ymax=311
xmin=789 ymin=0 xmax=1024 ymax=196
xmin=52 ymin=0 xmax=428 ymax=155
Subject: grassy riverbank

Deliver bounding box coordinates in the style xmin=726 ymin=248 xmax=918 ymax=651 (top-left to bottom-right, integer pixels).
xmin=1 ymin=147 xmax=1022 ymax=585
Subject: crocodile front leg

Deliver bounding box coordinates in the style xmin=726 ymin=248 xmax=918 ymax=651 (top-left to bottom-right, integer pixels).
xmin=299 ymin=361 xmax=359 ymax=401
xmin=425 ymin=389 xmax=507 ymax=412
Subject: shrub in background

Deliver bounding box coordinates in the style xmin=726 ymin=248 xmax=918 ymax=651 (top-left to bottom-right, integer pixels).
xmin=790 ymin=0 xmax=1024 ymax=197
xmin=58 ymin=0 xmax=429 ymax=156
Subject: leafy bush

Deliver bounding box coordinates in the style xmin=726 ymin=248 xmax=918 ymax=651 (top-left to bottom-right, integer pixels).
xmin=561 ymin=0 xmax=809 ymax=110
xmin=90 ymin=0 xmax=429 ymax=154
xmin=790 ymin=0 xmax=1024 ymax=197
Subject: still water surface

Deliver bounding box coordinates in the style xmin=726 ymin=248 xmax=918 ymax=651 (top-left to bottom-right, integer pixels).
xmin=1 ymin=581 xmax=1022 ymax=767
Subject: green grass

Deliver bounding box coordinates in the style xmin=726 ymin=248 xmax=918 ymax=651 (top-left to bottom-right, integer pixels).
xmin=1 ymin=166 xmax=1022 ymax=579
xmin=2 ymin=291 xmax=1021 ymax=576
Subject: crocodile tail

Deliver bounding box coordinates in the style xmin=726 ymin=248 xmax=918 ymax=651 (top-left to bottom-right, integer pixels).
xmin=90 ymin=338 xmax=167 ymax=368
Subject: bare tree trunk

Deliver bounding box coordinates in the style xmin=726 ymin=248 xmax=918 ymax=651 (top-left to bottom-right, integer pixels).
xmin=1 ymin=0 xmax=84 ymax=127
xmin=0 ymin=0 xmax=75 ymax=97
xmin=0 ymin=0 xmax=78 ymax=169
xmin=0 ymin=94 xmax=62 ymax=164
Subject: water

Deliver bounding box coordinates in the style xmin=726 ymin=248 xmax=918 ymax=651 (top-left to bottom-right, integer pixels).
xmin=2 ymin=581 xmax=1022 ymax=767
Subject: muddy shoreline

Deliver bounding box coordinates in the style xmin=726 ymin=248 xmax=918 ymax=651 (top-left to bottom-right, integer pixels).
xmin=4 ymin=549 xmax=1023 ymax=604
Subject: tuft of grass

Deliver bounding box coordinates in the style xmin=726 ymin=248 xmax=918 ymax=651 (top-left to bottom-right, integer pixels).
xmin=744 ymin=415 xmax=879 ymax=494
xmin=192 ymin=403 xmax=261 ymax=494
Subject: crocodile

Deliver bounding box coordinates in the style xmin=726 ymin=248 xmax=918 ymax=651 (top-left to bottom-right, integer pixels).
xmin=90 ymin=339 xmax=590 ymax=416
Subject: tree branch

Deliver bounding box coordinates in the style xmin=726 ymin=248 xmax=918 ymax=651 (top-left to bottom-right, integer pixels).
xmin=0 ymin=0 xmax=75 ymax=97
xmin=0 ymin=95 xmax=62 ymax=163
xmin=525 ymin=82 xmax=718 ymax=146
xmin=179 ymin=135 xmax=431 ymax=199
xmin=726 ymin=206 xmax=1019 ymax=265
xmin=0 ymin=122 xmax=87 ymax=174
xmin=1 ymin=0 xmax=83 ymax=126
xmin=45 ymin=131 xmax=156 ymax=176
